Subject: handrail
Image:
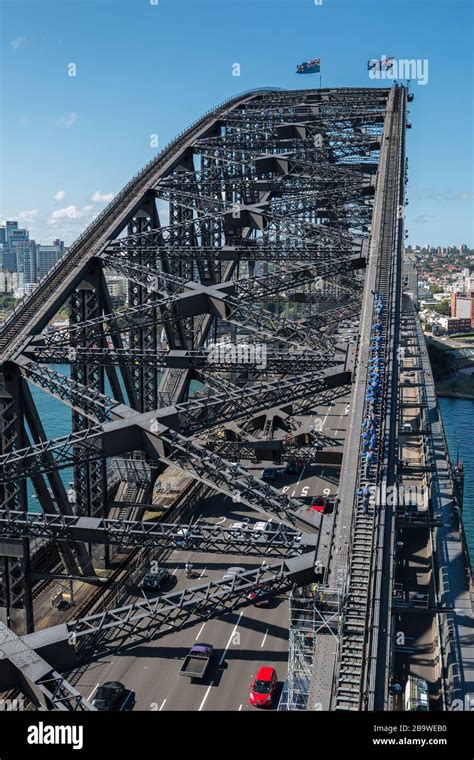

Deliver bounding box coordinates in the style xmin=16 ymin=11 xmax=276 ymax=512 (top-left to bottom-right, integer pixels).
xmin=0 ymin=87 xmax=282 ymax=338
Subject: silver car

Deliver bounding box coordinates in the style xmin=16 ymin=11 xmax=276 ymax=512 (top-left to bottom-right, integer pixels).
xmin=223 ymin=566 xmax=245 ymax=582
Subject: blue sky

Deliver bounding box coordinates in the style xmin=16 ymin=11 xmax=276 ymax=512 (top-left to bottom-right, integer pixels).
xmin=1 ymin=0 xmax=473 ymax=247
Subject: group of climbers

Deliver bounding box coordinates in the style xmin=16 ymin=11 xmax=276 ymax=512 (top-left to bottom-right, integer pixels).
xmin=358 ymin=291 xmax=386 ymax=513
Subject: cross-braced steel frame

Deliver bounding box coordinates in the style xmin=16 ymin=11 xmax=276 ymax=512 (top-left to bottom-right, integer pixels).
xmin=0 ymin=86 xmax=396 ymax=709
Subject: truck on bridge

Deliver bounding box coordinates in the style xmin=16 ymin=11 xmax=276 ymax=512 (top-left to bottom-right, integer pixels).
xmin=179 ymin=644 xmax=214 ymax=679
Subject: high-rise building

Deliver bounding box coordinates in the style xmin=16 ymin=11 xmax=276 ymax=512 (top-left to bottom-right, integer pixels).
xmin=1 ymin=221 xmax=30 ymax=272
xmin=36 ymin=239 xmax=65 ymax=280
xmin=451 ymin=292 xmax=474 ymax=327
xmin=1 ymin=221 xmax=66 ymax=288
xmin=16 ymin=240 xmax=38 ymax=287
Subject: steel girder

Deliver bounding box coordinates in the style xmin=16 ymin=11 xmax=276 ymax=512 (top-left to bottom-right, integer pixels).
xmin=127 ymin=201 xmax=161 ymax=412
xmin=0 ymin=511 xmax=316 ymax=557
xmin=0 ymin=368 xmax=349 ymax=527
xmin=0 ymin=368 xmax=349 ymax=480
xmin=0 ymin=88 xmax=391 ymax=675
xmin=332 ymin=87 xmax=407 ymax=711
xmin=167 ymin=368 xmax=351 ymax=436
xmin=69 ymin=278 xmax=108 ymax=523
xmin=203 ymin=439 xmax=342 ymax=466
xmin=0 ymin=88 xmax=282 ymax=363
xmin=150 ymin=430 xmax=319 ymax=528
xmin=108 ymin=253 xmax=365 ymax=305
xmin=20 ymin=554 xmax=316 ymax=671
xmin=25 ymin=346 xmax=341 ymax=375
xmin=30 ymin=268 xmax=359 ymax=356
xmin=104 ymin=240 xmax=364 ymax=263
xmin=20 ymin=378 xmax=93 ymax=579
xmin=19 ymin=361 xmax=120 ymax=423
xmin=0 ymin=555 xmax=315 ymax=706
xmin=0 ymin=622 xmax=95 ymax=710
xmin=0 ymin=364 xmax=33 ymax=633
xmin=0 ymin=426 xmax=314 ymax=528
xmin=0 ymin=366 xmax=351 ymax=477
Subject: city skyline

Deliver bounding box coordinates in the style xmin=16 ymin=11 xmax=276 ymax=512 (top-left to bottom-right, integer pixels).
xmin=1 ymin=0 xmax=473 ymax=247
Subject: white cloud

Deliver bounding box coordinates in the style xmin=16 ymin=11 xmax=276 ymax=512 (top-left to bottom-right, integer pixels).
xmin=49 ymin=204 xmax=95 ymax=224
xmin=57 ymin=112 xmax=78 ymax=128
xmin=412 ymin=214 xmax=437 ymax=224
xmin=409 ymin=185 xmax=472 ymax=203
xmin=10 ymin=36 xmax=26 ymax=50
xmin=50 ymin=205 xmax=78 ymax=221
xmin=17 ymin=209 xmax=39 ymax=222
xmin=54 ymin=190 xmax=66 ymax=201
xmin=91 ymin=191 xmax=115 ymax=203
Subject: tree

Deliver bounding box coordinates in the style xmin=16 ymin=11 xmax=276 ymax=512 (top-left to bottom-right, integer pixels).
xmin=434 ymin=300 xmax=451 ymax=316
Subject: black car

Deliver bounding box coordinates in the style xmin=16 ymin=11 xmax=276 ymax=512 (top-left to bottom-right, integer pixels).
xmin=261 ymin=467 xmax=278 ymax=482
xmin=284 ymin=460 xmax=304 ymax=475
xmin=91 ymin=681 xmax=126 ymax=711
xmin=141 ymin=568 xmax=170 ymax=592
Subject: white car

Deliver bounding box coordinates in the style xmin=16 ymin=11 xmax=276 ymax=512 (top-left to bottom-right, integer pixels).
xmin=223 ymin=566 xmax=245 ymax=582
xmin=229 ymin=521 xmax=248 ymax=537
xmin=175 ymin=527 xmax=190 ymax=548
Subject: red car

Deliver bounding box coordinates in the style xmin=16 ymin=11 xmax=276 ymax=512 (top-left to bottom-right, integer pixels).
xmin=249 ymin=666 xmax=278 ymax=707
xmin=247 ymin=584 xmax=271 ymax=608
xmin=310 ymin=496 xmax=328 ymax=514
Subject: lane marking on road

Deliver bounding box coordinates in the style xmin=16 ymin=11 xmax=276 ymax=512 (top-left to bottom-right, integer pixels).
xmin=198 ymin=682 xmax=214 ymax=711
xmin=215 ymin=516 xmax=226 ymax=526
xmin=195 ymin=622 xmax=206 ymax=640
xmin=199 ymin=567 xmax=207 ymax=578
xmin=238 ymin=704 xmax=243 ymax=711
xmin=219 ymin=611 xmax=244 ymax=666
xmin=261 ymin=628 xmax=269 ymax=648
xmin=321 ymin=407 xmax=332 ymax=430
xmin=296 ymin=465 xmax=306 ymax=484
xmin=87 ymin=683 xmax=99 ymax=701
xmin=159 ymin=698 xmax=167 ymax=711
xmin=171 ymin=568 xmax=178 ymax=576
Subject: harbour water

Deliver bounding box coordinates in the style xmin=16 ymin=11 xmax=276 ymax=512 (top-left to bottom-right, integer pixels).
xmin=28 ymin=366 xmax=73 ymax=511
xmin=439 ymin=397 xmax=474 ymax=559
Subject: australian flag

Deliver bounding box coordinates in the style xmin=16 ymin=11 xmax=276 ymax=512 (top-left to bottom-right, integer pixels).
xmin=296 ymin=58 xmax=320 ymax=74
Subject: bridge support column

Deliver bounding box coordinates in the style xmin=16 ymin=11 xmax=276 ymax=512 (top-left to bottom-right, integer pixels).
xmin=0 ymin=364 xmax=33 ymax=634
xmin=70 ymin=271 xmax=106 ymax=573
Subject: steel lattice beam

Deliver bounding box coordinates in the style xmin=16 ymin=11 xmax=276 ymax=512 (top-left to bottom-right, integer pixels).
xmin=0 ymin=88 xmax=394 ymax=684
xmin=19 ymin=554 xmax=316 ymax=674
xmin=0 ymin=511 xmax=317 ymax=556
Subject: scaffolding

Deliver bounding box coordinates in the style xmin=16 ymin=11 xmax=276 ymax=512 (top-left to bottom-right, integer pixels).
xmin=279 ymin=581 xmax=343 ymax=710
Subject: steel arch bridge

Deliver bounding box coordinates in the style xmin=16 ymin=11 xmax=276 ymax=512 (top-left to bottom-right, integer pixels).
xmin=0 ymin=86 xmax=408 ymax=711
